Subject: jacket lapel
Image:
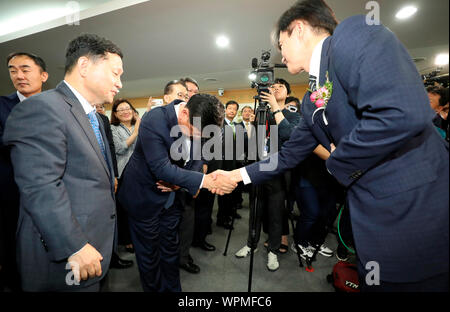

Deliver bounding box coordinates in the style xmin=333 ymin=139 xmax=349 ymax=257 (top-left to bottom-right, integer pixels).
xmin=56 ymin=82 xmax=111 ymax=178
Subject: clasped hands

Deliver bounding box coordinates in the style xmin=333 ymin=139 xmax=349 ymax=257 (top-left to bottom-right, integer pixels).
xmin=203 ymin=169 xmax=241 ymax=195
xmin=156 ymin=169 xmax=242 ymax=196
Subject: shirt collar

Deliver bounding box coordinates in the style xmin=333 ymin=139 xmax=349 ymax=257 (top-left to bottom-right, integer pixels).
xmin=16 ymin=91 xmax=27 ymax=102
xmin=63 ymin=80 xmax=95 ymax=114
xmin=309 ymin=36 xmax=328 ymax=83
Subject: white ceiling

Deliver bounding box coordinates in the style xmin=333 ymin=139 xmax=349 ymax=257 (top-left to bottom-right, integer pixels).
xmin=0 ymin=0 xmax=448 ymax=98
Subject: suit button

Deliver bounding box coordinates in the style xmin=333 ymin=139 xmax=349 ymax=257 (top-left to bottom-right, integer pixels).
xmin=110 ymin=214 xmax=116 ymax=219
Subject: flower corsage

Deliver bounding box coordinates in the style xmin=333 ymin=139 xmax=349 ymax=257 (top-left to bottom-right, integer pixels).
xmin=309 ymin=72 xmax=333 ymax=108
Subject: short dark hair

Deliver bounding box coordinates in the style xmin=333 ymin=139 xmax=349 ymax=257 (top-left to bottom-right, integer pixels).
xmin=164 ymin=80 xmax=187 ymax=95
xmin=273 ymin=78 xmax=291 ymax=95
xmin=186 ymin=94 xmax=225 ymax=134
xmin=225 ymin=100 xmax=239 ymax=109
xmin=241 ymin=105 xmax=253 ymax=113
xmin=276 ymin=0 xmax=338 ymax=45
xmin=64 ymin=34 xmax=123 ymax=74
xmin=110 ymin=98 xmax=137 ymax=126
xmin=180 ymin=77 xmax=199 ymax=89
xmin=7 ymin=52 xmax=47 ymax=72
xmin=427 ymin=86 xmax=449 ymax=107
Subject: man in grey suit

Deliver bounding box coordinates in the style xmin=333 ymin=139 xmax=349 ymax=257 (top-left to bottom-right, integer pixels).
xmin=3 ymin=34 xmax=123 ymax=291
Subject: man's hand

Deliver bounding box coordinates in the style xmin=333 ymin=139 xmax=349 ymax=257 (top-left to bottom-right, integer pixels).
xmin=67 ymin=243 xmax=103 ymax=283
xmin=156 ymin=180 xmax=181 ymax=192
xmin=203 ymin=171 xmax=237 ymax=195
xmin=330 ymin=143 xmax=336 ymax=154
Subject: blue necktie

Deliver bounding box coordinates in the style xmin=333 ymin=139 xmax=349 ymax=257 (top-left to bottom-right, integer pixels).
xmin=87 ymin=111 xmax=107 ymax=162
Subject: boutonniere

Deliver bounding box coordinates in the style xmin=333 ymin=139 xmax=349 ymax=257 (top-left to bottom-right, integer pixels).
xmin=309 ymin=72 xmax=333 ymax=108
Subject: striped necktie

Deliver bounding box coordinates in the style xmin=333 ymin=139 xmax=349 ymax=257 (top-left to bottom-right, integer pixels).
xmin=309 ymin=74 xmax=317 ymax=92
xmin=87 ymin=111 xmax=107 ymax=162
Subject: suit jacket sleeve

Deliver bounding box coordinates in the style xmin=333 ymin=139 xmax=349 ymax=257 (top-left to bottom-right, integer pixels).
xmin=3 ymin=97 xmax=89 ymax=261
xmin=326 ymin=20 xmax=435 ymax=187
xmin=246 ymin=116 xmax=318 ymax=185
xmin=138 ymin=110 xmax=203 ymax=196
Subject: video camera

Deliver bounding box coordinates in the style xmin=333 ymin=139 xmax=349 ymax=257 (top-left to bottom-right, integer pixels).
xmin=250 ymin=50 xmax=286 ymax=105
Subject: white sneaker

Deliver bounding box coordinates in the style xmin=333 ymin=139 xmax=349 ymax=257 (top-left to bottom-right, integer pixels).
xmin=291 ymin=243 xmax=314 ymax=260
xmin=267 ymin=251 xmax=279 ymax=271
xmin=312 ymin=244 xmax=333 ymax=257
xmin=235 ymin=245 xmax=257 ymax=258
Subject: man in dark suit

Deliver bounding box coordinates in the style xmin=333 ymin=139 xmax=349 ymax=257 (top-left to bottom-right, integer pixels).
xmin=220 ymin=0 xmax=449 ymax=291
xmin=3 ymin=34 xmax=122 ymax=291
xmin=216 ymin=100 xmax=246 ymax=228
xmin=0 ymin=52 xmax=48 ymax=291
xmin=117 ymin=94 xmax=236 ymax=292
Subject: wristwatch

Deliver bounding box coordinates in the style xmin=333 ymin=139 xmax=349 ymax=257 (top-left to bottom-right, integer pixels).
xmin=273 ymin=109 xmax=282 ymax=115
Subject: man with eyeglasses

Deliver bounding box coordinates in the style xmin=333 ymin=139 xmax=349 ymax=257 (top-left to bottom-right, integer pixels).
xmin=163 ymin=80 xmax=189 ymax=105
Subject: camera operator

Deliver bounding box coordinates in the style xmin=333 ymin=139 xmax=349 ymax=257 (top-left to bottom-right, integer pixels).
xmin=235 ymin=78 xmax=300 ymax=272
xmin=427 ymin=85 xmax=449 ymax=142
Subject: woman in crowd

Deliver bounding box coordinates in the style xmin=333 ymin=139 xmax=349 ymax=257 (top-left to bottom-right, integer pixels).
xmin=110 ymin=98 xmax=141 ymax=253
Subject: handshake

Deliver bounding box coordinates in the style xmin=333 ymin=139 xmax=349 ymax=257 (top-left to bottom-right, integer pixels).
xmin=156 ymin=169 xmax=244 ymax=196
xmin=202 ymin=169 xmax=243 ymax=195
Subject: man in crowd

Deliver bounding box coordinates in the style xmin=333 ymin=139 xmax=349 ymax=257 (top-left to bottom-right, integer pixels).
xmin=117 ymin=91 xmax=235 ymax=292
xmin=220 ymin=0 xmax=449 ymax=291
xmin=4 ymin=34 xmax=122 ymax=291
xmin=0 ymin=52 xmax=48 ymax=291
xmin=216 ymin=101 xmax=246 ymax=229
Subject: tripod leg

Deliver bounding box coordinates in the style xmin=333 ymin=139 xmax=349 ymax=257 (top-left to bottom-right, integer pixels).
xmin=223 ymin=206 xmax=236 ymax=256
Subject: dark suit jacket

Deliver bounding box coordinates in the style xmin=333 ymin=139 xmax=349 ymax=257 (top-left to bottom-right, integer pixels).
xmin=118 ymin=102 xmax=204 ymax=220
xmin=0 ymin=93 xmax=20 ymax=196
xmin=246 ymin=16 xmax=449 ymax=283
xmin=98 ymin=113 xmax=119 ymax=177
xmin=3 ymin=82 xmax=116 ymax=291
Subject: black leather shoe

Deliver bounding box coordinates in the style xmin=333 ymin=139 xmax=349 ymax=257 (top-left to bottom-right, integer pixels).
xmin=179 ymin=262 xmax=200 ymax=274
xmin=216 ymin=220 xmax=233 ymax=229
xmin=110 ymin=254 xmax=133 ymax=269
xmin=192 ymin=241 xmax=216 ymax=251
xmin=233 ymin=213 xmax=242 ymax=219
xmin=125 ymin=246 xmax=135 ymax=254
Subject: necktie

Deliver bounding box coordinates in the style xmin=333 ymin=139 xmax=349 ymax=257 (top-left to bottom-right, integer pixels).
xmin=245 ymin=122 xmax=251 ymax=137
xmin=87 ymin=111 xmax=107 ymax=162
xmin=230 ymin=121 xmax=236 ymax=138
xmin=309 ymin=74 xmax=317 ymax=92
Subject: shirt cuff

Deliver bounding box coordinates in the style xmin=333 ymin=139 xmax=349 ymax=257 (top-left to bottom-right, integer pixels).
xmin=199 ymin=174 xmax=205 ymax=189
xmin=240 ymin=167 xmax=252 ymax=185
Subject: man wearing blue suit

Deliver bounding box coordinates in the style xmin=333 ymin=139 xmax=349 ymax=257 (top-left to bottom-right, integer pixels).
xmin=118 ymin=94 xmax=236 ymax=292
xmin=0 ymin=52 xmax=48 ymax=291
xmin=220 ymin=0 xmax=448 ymax=291
xmin=3 ymin=34 xmax=122 ymax=291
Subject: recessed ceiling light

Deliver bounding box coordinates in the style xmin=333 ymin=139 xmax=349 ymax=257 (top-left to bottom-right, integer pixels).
xmin=395 ymin=6 xmax=418 ymax=19
xmin=435 ymin=53 xmax=449 ymax=66
xmin=216 ymin=35 xmax=230 ymax=48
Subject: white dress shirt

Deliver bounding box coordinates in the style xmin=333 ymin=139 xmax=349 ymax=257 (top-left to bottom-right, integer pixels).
xmin=16 ymin=91 xmax=27 ymax=102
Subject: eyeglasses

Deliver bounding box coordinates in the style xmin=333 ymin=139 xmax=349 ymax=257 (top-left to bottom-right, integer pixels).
xmin=116 ymin=108 xmax=132 ymax=113
xmin=177 ymin=92 xmax=189 ymax=100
